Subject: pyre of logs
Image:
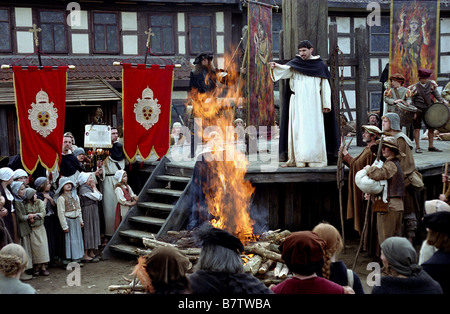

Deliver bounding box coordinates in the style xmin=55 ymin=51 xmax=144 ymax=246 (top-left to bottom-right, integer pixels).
xmin=109 ymin=229 xmax=292 ymax=292
xmin=154 ymin=229 xmax=291 ymax=285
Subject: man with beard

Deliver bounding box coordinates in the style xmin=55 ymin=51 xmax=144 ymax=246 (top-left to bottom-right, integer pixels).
xmin=269 ymin=40 xmax=339 ymax=168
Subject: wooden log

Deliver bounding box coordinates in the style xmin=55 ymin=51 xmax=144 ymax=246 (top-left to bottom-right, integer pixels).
xmin=258 ymin=259 xmax=275 ymax=274
xmin=273 ymin=262 xmax=283 ymax=277
xmin=108 ymin=284 xmax=145 ymax=292
xmin=244 ymin=243 xmax=284 ymax=263
xmin=278 ymin=263 xmax=289 ymax=279
xmin=143 ymin=237 xmax=176 ymax=249
xmin=243 ymin=255 xmax=263 ymax=275
xmin=261 ymin=230 xmax=291 ymax=243
xmin=269 ymin=243 xmax=280 ymax=253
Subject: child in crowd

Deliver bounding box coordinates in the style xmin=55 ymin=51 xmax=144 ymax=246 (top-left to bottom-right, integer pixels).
xmin=23 ymin=188 xmax=50 ymax=276
xmin=55 ymin=178 xmax=84 ymax=264
xmin=312 ymin=222 xmax=365 ymax=294
xmin=113 ymin=170 xmax=138 ymax=231
xmin=77 ymin=172 xmax=102 ymax=262
xmin=35 ymin=177 xmax=63 ymax=267
xmin=10 ymin=181 xmax=33 ymax=279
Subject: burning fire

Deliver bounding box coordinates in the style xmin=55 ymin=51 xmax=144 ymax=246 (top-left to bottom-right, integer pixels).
xmin=190 ymin=51 xmax=257 ymax=244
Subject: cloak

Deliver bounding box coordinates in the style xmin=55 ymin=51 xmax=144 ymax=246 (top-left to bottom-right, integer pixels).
xmin=279 ymin=56 xmax=340 ymax=164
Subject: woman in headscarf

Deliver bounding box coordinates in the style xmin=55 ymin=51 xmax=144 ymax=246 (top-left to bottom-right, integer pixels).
xmin=188 ymin=226 xmax=272 ymax=294
xmin=372 ymin=236 xmax=443 ymax=294
xmin=77 ymin=172 xmax=102 ymax=262
xmin=10 ymin=181 xmax=33 ymax=278
xmin=113 ymin=170 xmax=137 ymax=231
xmin=132 ymin=246 xmax=192 ymax=294
xmin=0 ymin=167 xmax=17 ymax=243
xmin=23 ymin=188 xmax=50 ymax=276
xmin=35 ymin=177 xmax=63 ymax=267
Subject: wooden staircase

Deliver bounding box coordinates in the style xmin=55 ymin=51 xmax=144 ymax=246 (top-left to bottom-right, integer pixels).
xmin=102 ymin=156 xmax=194 ymax=259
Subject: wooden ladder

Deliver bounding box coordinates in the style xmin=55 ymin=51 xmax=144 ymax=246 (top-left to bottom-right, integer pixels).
xmin=102 ymin=156 xmax=193 ymax=259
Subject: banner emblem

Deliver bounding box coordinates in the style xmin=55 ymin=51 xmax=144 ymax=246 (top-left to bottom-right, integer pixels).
xmin=134 ymin=86 xmax=161 ymax=130
xmin=28 ymin=89 xmax=58 ymax=137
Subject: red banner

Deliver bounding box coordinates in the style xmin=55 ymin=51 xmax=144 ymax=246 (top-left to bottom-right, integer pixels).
xmin=13 ymin=66 xmax=68 ymax=173
xmin=122 ymin=63 xmax=174 ymax=162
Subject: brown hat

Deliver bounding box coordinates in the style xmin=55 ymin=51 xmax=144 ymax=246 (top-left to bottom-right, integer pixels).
xmin=389 ymin=73 xmax=406 ymax=83
xmin=362 ymin=125 xmax=383 ymax=137
xmin=280 ymin=231 xmax=326 ymax=268
xmin=418 ymin=68 xmax=432 ymax=79
xmin=370 ymin=136 xmax=406 ymax=157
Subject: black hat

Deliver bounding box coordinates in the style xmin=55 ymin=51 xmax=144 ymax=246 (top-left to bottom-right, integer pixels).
xmin=423 ymin=211 xmax=450 ymax=236
xmin=193 ymin=53 xmax=213 ymax=65
xmin=196 ymin=225 xmax=244 ymax=253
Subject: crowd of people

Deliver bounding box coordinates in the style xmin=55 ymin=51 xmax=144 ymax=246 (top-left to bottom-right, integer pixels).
xmin=0 ymin=127 xmax=139 ymax=293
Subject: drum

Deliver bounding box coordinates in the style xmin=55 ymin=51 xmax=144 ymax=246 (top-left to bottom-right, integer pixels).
xmin=425 ymin=102 xmax=450 ymax=129
xmin=394 ymin=102 xmax=417 ymax=127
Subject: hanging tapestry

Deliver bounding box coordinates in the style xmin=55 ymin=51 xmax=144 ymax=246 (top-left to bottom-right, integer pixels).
xmin=247 ymin=1 xmax=274 ymax=133
xmin=389 ymin=0 xmax=440 ymax=86
xmin=13 ymin=66 xmax=68 ymax=173
xmin=122 ymin=63 xmax=174 ymax=162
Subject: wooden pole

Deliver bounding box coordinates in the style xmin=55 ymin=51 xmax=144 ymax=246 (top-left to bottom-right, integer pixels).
xmin=444 ymin=162 xmax=449 ymax=194
xmin=354 ymin=26 xmax=369 ymax=147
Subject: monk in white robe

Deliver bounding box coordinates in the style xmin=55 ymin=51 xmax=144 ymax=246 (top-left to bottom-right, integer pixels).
xmin=270 ymin=40 xmax=332 ymax=168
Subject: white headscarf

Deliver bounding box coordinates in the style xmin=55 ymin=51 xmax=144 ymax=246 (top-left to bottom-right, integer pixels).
xmin=0 ymin=167 xmax=14 ymax=181
xmin=114 ymin=170 xmax=126 ymax=183
xmin=13 ymin=169 xmax=28 ymax=180
xmin=54 ymin=177 xmax=78 ymax=201
xmin=77 ymin=172 xmax=92 ymax=186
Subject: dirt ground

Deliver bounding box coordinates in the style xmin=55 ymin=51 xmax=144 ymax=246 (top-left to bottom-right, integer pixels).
xmin=27 ymin=238 xmax=377 ymax=294
xmin=27 ymin=251 xmax=137 ymax=294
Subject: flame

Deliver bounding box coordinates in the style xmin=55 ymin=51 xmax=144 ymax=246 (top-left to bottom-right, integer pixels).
xmin=190 ymin=49 xmax=257 ymax=244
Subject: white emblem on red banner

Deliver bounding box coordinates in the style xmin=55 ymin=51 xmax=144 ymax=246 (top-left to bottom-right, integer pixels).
xmin=134 ymin=86 xmax=161 ymax=130
xmin=28 ymin=89 xmax=58 ymax=138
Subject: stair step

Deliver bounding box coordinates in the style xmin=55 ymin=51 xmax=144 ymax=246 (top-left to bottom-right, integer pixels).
xmin=139 ymin=201 xmax=174 ymax=212
xmin=110 ymin=243 xmax=151 ymax=256
xmin=119 ymin=229 xmax=156 ymax=240
xmin=129 ymin=216 xmax=166 ymax=226
xmin=155 ymin=175 xmax=190 ymax=183
xmin=147 ymin=188 xmax=183 ymax=197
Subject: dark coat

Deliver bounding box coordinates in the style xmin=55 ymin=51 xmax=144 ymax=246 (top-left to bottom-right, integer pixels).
xmin=188 ymin=270 xmax=273 ymax=294
xmin=371 ymin=270 xmax=443 ymax=294
xmin=422 ymin=250 xmax=450 ymax=295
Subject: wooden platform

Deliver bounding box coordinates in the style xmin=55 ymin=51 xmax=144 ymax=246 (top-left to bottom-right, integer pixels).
xmin=144 ymin=137 xmax=450 ymax=233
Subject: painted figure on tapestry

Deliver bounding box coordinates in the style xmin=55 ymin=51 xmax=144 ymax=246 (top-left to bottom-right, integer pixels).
xmin=248 ymin=3 xmax=274 ymax=131
xmin=390 ymin=1 xmax=439 ymax=86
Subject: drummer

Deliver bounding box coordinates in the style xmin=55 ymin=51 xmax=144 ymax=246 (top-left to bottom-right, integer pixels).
xmin=383 ymin=73 xmax=412 ymax=115
xmin=408 ymin=68 xmax=449 ymax=153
